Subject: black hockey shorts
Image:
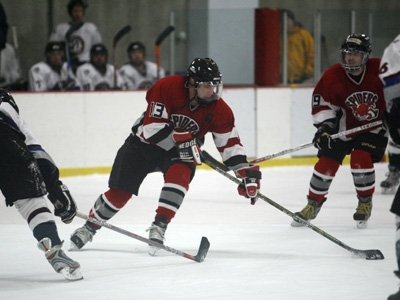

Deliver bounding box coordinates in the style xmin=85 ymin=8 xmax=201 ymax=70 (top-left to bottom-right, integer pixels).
xmin=108 ymin=134 xmax=196 ymax=196
xmin=0 ymin=125 xmax=47 ymax=206
xmin=317 ymin=132 xmax=388 ymax=164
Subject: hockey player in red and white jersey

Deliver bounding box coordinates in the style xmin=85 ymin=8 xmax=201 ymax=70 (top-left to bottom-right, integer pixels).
xmin=0 ymin=89 xmax=82 ymax=280
xmin=291 ymin=33 xmax=388 ymax=229
xmin=118 ymin=41 xmax=165 ymax=90
xmin=75 ymin=43 xmax=115 ymax=90
xmin=70 ymin=58 xmax=262 ymax=255
xmin=380 ymin=34 xmax=400 ymax=300
xmin=29 ymin=42 xmax=78 ymax=91
xmin=49 ymin=0 xmax=102 ymax=73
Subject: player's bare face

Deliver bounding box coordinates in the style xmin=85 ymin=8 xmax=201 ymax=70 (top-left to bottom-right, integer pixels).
xmin=197 ymin=83 xmax=216 ymax=100
xmin=344 ymin=51 xmax=363 ymax=67
xmin=48 ymin=51 xmax=64 ymax=66
xmin=71 ymin=5 xmax=84 ymax=22
xmin=130 ymin=50 xmax=144 ymax=66
xmin=92 ymin=53 xmax=106 ymax=67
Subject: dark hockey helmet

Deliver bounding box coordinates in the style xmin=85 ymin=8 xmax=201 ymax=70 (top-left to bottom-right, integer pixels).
xmin=340 ymin=33 xmax=371 ymax=73
xmin=127 ymin=41 xmax=146 ymax=55
xmin=90 ymin=43 xmax=108 ymax=59
xmin=45 ymin=41 xmax=65 ymax=55
xmin=187 ymin=58 xmax=223 ymax=105
xmin=67 ymin=0 xmax=88 ymax=17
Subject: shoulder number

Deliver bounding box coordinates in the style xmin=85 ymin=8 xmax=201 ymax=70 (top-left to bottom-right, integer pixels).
xmin=313 ymin=95 xmax=321 ymax=107
xmin=149 ymin=102 xmax=165 ymax=118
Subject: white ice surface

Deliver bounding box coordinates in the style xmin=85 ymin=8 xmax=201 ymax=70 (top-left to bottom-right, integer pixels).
xmin=0 ymin=162 xmax=398 ymax=300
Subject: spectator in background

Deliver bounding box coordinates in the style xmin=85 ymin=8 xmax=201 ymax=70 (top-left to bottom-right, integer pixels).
xmin=76 ymin=43 xmax=115 ymax=90
xmin=0 ymin=2 xmax=26 ymax=90
xmin=283 ymin=9 xmax=314 ymax=84
xmin=49 ymin=0 xmax=102 ymax=74
xmin=29 ymin=42 xmax=78 ymax=91
xmin=118 ymin=41 xmax=165 ymax=90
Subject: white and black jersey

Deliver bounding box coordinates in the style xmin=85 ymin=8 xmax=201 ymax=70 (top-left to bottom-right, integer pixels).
xmin=75 ymin=62 xmax=115 ymax=90
xmin=28 ymin=61 xmax=75 ymax=91
xmin=49 ymin=22 xmax=102 ymax=63
xmin=0 ymin=43 xmax=21 ymax=86
xmin=118 ymin=61 xmax=165 ymax=90
xmin=0 ymin=99 xmax=38 ymax=147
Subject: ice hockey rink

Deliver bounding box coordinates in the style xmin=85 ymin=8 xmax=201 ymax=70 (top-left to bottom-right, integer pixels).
xmin=0 ymin=161 xmax=397 ymax=300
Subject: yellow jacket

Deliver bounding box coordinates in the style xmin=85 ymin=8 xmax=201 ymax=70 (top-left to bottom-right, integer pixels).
xmin=287 ymin=27 xmax=314 ymax=83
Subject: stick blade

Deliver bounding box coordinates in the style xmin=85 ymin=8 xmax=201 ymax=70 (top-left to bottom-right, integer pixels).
xmin=353 ymin=249 xmax=384 ymax=260
xmin=155 ymin=25 xmax=175 ymax=45
xmin=194 ymin=237 xmax=210 ymax=263
xmin=113 ymin=25 xmax=132 ymax=43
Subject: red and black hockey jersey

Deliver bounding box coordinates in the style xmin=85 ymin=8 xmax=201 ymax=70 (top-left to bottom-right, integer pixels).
xmin=131 ymin=75 xmax=247 ymax=167
xmin=312 ymin=58 xmax=385 ymax=140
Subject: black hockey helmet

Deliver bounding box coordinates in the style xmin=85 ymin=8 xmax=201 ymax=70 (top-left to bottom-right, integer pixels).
xmin=90 ymin=43 xmax=108 ymax=58
xmin=187 ymin=58 xmax=222 ymax=85
xmin=186 ymin=58 xmax=223 ymax=105
xmin=67 ymin=0 xmax=88 ymax=17
xmin=127 ymin=41 xmax=146 ymax=55
xmin=340 ymin=33 xmax=371 ymax=73
xmin=45 ymin=41 xmax=65 ymax=55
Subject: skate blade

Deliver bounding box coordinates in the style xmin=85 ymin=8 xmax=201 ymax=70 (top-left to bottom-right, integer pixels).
xmin=356 ymin=221 xmax=368 ymax=229
xmin=381 ymin=187 xmax=397 ymax=195
xmin=148 ymin=245 xmax=160 ymax=256
xmin=290 ymin=219 xmax=306 ymax=227
xmin=60 ymin=267 xmax=83 ymax=281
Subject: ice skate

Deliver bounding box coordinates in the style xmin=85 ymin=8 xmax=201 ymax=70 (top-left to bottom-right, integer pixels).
xmin=70 ymin=224 xmax=97 ymax=250
xmin=353 ymin=195 xmax=372 ymax=229
xmin=146 ymin=218 xmax=168 ymax=256
xmin=38 ymin=238 xmax=83 ymax=281
xmin=381 ymin=166 xmax=400 ymax=194
xmin=291 ymin=197 xmax=325 ymax=227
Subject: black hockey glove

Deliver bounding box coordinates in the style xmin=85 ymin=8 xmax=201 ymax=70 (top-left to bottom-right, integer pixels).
xmin=313 ymin=125 xmax=336 ymax=151
xmin=173 ymin=132 xmax=202 ymax=165
xmin=235 ymin=165 xmax=262 ymax=205
xmin=47 ymin=180 xmax=77 ymax=224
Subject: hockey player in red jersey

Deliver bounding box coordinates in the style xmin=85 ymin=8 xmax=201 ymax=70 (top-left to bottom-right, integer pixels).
xmin=291 ymin=33 xmax=388 ymax=229
xmin=70 ymin=58 xmax=262 ymax=255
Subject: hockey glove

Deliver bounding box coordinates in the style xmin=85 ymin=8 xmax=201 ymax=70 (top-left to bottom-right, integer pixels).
xmin=47 ymin=180 xmax=77 ymax=224
xmin=313 ymin=125 xmax=336 ymax=151
xmin=235 ymin=165 xmax=262 ymax=205
xmin=173 ymin=132 xmax=202 ymax=165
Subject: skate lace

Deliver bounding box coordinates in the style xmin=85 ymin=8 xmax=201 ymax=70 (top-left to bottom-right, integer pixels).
xmin=300 ymin=204 xmax=316 ymax=219
xmin=355 ymin=202 xmax=371 ymax=216
xmin=146 ymin=224 xmax=166 ymax=242
xmin=74 ymin=227 xmax=94 ymax=243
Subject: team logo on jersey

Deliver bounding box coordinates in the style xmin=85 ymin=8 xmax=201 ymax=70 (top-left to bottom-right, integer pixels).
xmin=345 ymin=91 xmax=379 ymax=121
xmin=69 ymin=36 xmax=84 ymax=55
xmin=170 ymin=114 xmax=200 ymax=134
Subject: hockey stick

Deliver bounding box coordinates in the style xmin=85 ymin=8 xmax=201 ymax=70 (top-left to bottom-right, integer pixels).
xmin=155 ymin=25 xmax=175 ymax=80
xmin=76 ymin=212 xmax=210 ymax=263
xmin=250 ymin=120 xmax=383 ymax=164
xmin=64 ymin=21 xmax=84 ymax=76
xmin=201 ymin=151 xmax=384 ymax=260
xmin=112 ymin=25 xmax=131 ymax=88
